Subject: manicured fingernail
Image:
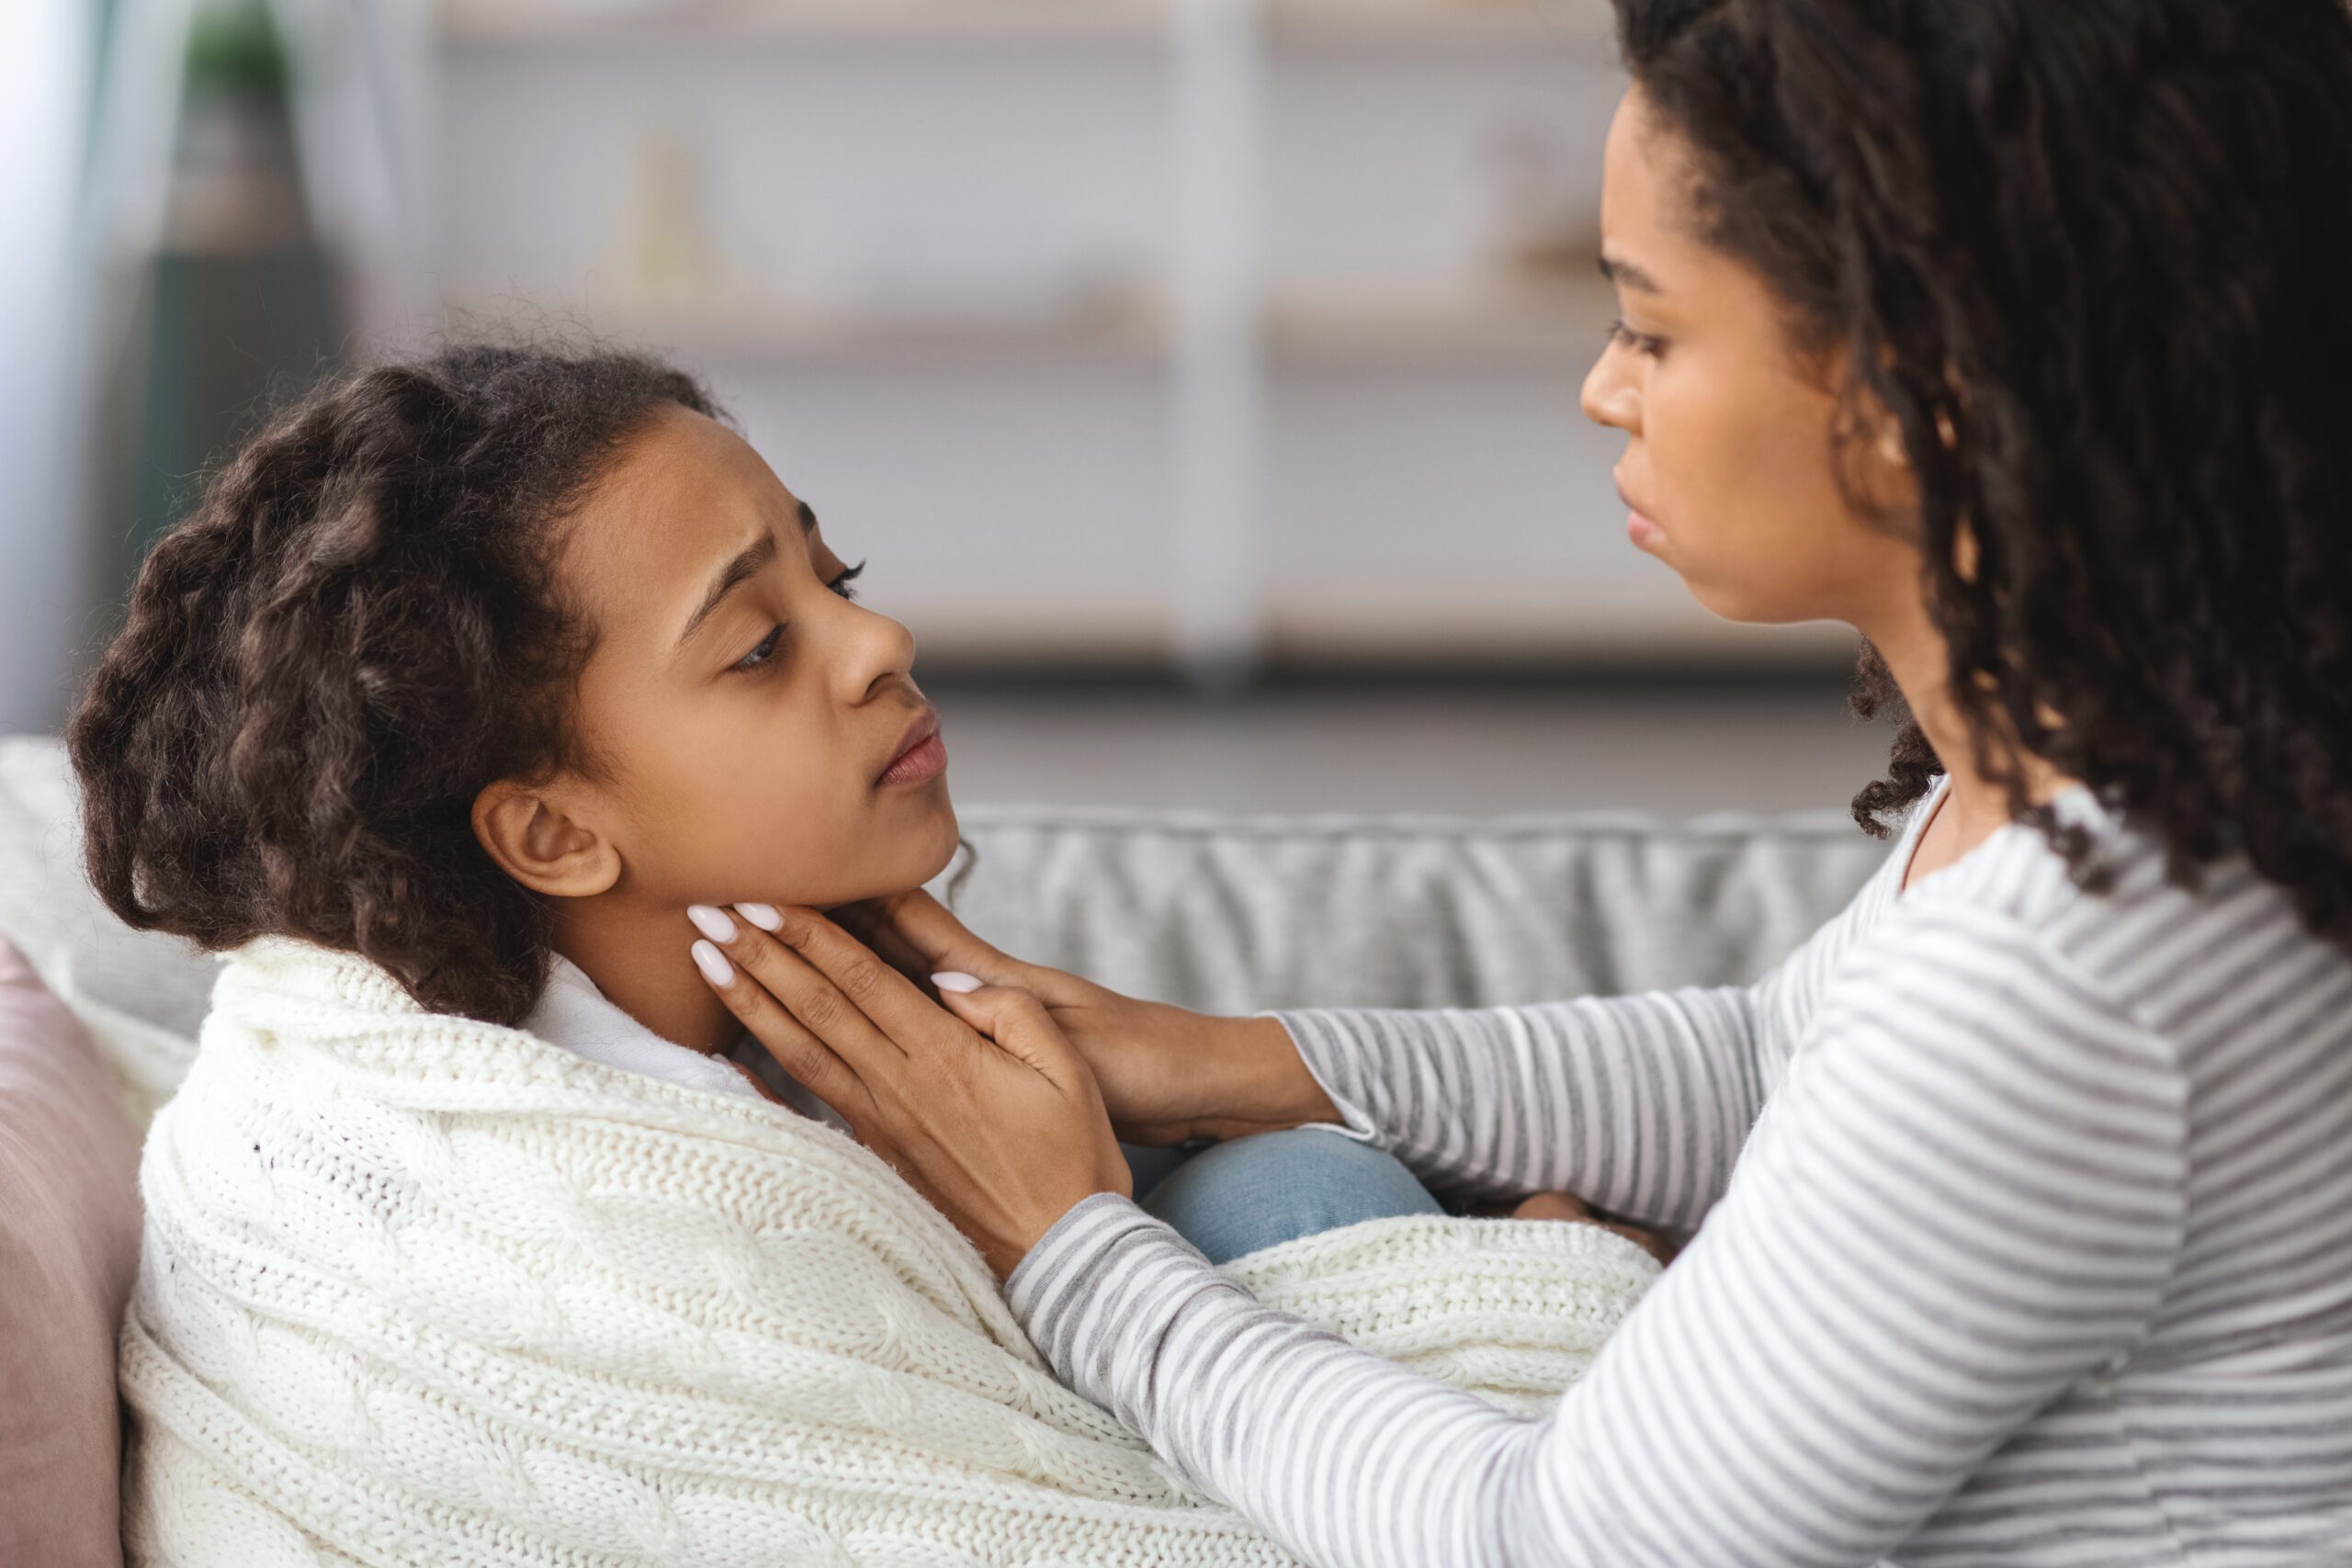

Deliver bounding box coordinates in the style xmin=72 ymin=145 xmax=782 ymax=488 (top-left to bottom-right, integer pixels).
xmin=686 ymin=904 xmax=736 ymax=942
xmin=735 ymin=902 xmax=781 ymax=931
xmin=691 ymin=940 xmax=733 ymax=987
xmin=932 ymin=971 xmax=982 ymax=993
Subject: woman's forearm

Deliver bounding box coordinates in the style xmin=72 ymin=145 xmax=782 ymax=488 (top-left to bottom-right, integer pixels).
xmin=1010 ymin=912 xmax=2188 ymax=1568
xmin=1264 ymin=985 xmax=1765 ymax=1228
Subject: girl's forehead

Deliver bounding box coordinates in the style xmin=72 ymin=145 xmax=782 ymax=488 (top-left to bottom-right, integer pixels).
xmin=555 ymin=408 xmax=808 ymax=646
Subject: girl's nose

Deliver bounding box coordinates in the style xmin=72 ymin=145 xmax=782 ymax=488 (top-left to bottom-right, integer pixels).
xmin=1580 ymin=353 xmax=1640 ymax=433
xmin=843 ymin=602 xmax=920 ymax=702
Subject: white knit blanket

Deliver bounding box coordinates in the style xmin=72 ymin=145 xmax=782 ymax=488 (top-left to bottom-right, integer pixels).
xmin=119 ymin=937 xmax=1660 ymax=1567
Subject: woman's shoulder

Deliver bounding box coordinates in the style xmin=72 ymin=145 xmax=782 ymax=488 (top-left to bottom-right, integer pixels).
xmin=1902 ymin=780 xmax=2311 ymax=977
xmin=1872 ymin=781 xmax=2345 ymax=1083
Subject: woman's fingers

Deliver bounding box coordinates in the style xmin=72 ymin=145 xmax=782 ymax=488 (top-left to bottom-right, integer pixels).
xmin=690 ymin=935 xmax=874 ymax=1119
xmin=855 ymin=889 xmax=1025 ymax=986
xmin=718 ymin=904 xmax=936 ymax=1064
xmin=931 ymin=979 xmax=1086 ymax=1090
xmin=825 ymin=898 xmax=939 ymax=993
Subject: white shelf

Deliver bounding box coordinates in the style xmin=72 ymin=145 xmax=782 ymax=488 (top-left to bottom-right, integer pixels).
xmin=439 ymin=0 xmax=1618 ymax=51
xmin=417 ymin=0 xmax=1653 ymax=679
xmin=1267 ymin=270 xmax=1611 ymax=367
xmin=481 ymin=290 xmax=1173 ymax=369
xmin=1268 ymin=0 xmax=1614 ymax=49
xmin=443 ymin=275 xmax=1619 ymax=371
xmin=438 ymin=0 xmax=1171 ymax=50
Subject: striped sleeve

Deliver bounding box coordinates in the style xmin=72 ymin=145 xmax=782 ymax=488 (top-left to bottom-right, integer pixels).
xmin=1006 ymin=907 xmax=2189 ymax=1568
xmin=1268 ymin=981 xmax=1765 ymax=1230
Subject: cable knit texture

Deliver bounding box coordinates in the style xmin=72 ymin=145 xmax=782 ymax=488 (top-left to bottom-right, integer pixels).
xmin=119 ymin=935 xmax=1660 ymax=1567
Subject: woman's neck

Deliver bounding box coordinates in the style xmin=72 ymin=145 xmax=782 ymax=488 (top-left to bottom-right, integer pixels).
xmin=550 ymin=908 xmax=740 ymax=1054
xmin=1864 ymin=604 xmax=2082 ymax=842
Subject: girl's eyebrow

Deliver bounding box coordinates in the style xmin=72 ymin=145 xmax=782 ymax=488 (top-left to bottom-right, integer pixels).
xmin=1598 ymin=251 xmax=1664 ymax=295
xmin=674 ymin=501 xmax=820 ymax=654
xmin=678 ymin=532 xmax=777 ymax=652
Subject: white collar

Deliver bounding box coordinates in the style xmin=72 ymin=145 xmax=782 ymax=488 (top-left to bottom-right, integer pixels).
xmin=523 ymin=951 xmax=843 ymax=1128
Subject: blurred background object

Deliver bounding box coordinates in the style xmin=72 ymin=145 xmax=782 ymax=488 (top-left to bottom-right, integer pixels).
xmin=96 ymin=0 xmax=345 ymax=598
xmin=3 ymin=0 xmax=1890 ymax=813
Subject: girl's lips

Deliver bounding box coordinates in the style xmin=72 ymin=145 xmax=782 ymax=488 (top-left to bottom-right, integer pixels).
xmin=877 ymin=731 xmax=947 ymax=786
xmin=1613 ymin=474 xmax=1665 ymax=550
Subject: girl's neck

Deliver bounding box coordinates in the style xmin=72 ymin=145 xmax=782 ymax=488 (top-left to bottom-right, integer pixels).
xmin=550 ymin=909 xmax=740 ymax=1054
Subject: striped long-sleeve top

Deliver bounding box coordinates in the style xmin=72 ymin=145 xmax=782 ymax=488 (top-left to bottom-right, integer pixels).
xmin=1003 ymin=772 xmax=2352 ymax=1566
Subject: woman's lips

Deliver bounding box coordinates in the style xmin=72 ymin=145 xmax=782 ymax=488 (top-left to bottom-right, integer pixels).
xmin=877 ymin=709 xmax=946 ymax=786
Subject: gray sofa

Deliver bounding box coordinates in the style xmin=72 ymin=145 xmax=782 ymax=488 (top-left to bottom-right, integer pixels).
xmin=0 ymin=729 xmax=1897 ymax=1565
xmin=0 ymin=731 xmax=1894 ymax=1130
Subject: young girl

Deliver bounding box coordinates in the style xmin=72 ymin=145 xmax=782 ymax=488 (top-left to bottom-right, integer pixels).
xmin=674 ymin=1 xmax=2352 ymax=1563
xmin=70 ymin=344 xmax=1663 ymax=1566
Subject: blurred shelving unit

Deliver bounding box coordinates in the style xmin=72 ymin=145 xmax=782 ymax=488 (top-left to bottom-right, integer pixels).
xmin=1267 ymin=0 xmax=1612 ymax=46
xmin=401 ymin=0 xmax=1856 ymax=682
xmin=438 ymin=0 xmax=1175 ymax=49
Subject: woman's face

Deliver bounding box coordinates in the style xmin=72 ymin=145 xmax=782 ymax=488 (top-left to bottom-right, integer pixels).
xmin=1580 ymin=85 xmax=1917 ymax=627
xmin=535 ymin=403 xmax=960 ymax=913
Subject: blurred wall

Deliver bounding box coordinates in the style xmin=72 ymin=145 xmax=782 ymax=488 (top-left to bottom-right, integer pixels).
xmin=0 ymin=0 xmax=98 ymax=733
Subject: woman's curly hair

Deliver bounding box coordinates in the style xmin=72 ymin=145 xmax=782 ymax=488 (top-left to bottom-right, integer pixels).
xmin=68 ymin=342 xmax=723 ymax=1025
xmin=1615 ymin=0 xmax=2352 ymax=953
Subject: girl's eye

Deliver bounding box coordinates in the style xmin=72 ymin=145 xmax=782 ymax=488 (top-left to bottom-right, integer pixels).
xmin=731 ymin=625 xmax=784 ymax=674
xmin=728 ymin=563 xmax=865 ymax=674
xmin=1607 ymin=319 xmax=1668 ymax=358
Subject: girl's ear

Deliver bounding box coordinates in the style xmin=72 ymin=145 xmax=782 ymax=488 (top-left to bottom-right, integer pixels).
xmin=470 ymin=779 xmax=622 ymax=898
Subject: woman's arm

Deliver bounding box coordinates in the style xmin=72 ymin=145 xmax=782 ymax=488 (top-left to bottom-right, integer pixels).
xmin=1269 ymin=983 xmax=1761 ymax=1229
xmin=1003 ymin=906 xmax=2189 ymax=1568
xmin=833 ymin=886 xmax=1809 ymax=1227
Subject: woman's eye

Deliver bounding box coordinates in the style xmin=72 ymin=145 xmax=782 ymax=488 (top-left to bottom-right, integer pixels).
xmin=1607 ymin=318 xmax=1667 ymax=358
xmin=829 ymin=560 xmax=866 ymax=601
xmin=731 ymin=625 xmax=784 ymax=674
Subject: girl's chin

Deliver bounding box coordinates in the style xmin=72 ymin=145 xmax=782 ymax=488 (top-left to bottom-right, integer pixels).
xmin=891 ymin=795 xmax=965 ymax=883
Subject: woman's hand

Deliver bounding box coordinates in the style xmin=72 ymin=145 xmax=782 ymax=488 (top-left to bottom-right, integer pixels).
xmin=686 ymin=902 xmax=1130 ymax=1280
xmin=824 ymin=889 xmax=1341 ymax=1145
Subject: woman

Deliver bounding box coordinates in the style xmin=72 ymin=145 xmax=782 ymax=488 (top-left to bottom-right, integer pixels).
xmin=694 ymin=0 xmax=2352 ymax=1562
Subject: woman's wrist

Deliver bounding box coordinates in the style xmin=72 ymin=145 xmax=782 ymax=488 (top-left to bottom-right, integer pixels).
xmin=1208 ymin=1014 xmax=1342 ymax=1132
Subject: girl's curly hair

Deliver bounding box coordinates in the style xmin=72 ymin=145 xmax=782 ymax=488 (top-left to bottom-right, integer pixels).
xmin=1615 ymin=0 xmax=2352 ymax=953
xmin=68 ymin=343 xmax=723 ymax=1025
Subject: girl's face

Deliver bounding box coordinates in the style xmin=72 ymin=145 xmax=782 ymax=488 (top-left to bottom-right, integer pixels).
xmin=1579 ymin=85 xmax=1920 ymax=629
xmin=532 ymin=403 xmax=960 ymax=914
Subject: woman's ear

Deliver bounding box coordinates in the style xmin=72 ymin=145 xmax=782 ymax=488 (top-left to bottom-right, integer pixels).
xmin=470 ymin=779 xmax=622 ymax=898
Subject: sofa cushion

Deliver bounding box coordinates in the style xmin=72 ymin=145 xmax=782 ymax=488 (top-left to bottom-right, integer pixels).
xmin=0 ymin=738 xmax=215 ymax=1126
xmin=0 ymin=934 xmax=142 ymax=1568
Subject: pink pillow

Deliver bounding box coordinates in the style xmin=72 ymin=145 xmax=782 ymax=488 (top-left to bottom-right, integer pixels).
xmin=0 ymin=935 xmax=141 ymax=1568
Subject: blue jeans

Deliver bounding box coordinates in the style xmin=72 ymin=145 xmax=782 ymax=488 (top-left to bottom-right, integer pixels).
xmin=1119 ymin=1129 xmax=1443 ymax=1266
